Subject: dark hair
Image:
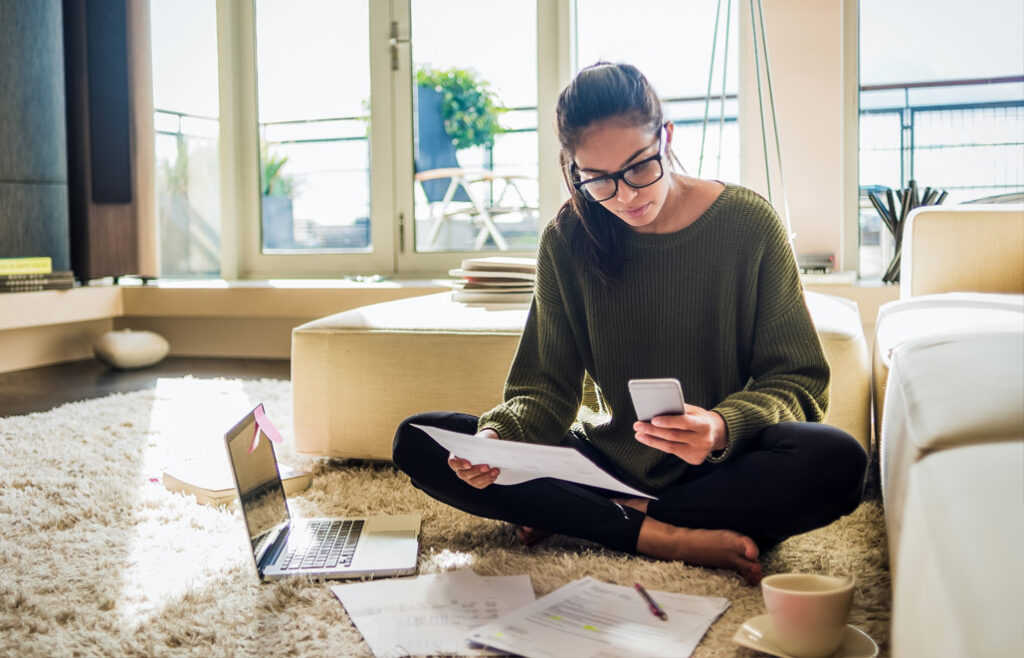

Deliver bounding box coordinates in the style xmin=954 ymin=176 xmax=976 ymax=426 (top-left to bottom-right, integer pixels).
xmin=554 ymin=62 xmax=667 ymax=284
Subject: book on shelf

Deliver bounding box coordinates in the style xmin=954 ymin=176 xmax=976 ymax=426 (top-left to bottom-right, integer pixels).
xmin=162 ymin=458 xmax=312 ymax=507
xmin=0 ymin=257 xmax=53 ymax=275
xmin=0 ymin=270 xmax=75 ymax=293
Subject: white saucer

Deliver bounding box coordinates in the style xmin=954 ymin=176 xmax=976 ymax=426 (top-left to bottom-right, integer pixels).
xmin=732 ymin=614 xmax=879 ymax=658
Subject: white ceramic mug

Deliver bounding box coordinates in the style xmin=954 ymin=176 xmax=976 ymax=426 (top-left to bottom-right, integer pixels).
xmin=761 ymin=573 xmax=855 ymax=657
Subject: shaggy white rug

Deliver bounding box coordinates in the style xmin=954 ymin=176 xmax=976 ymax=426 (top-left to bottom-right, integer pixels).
xmin=0 ymin=377 xmax=890 ymax=656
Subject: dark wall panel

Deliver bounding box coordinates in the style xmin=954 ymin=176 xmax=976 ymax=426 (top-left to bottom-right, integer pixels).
xmin=84 ymin=0 xmax=132 ymax=204
xmin=0 ymin=0 xmax=71 ymax=272
xmin=63 ymin=0 xmax=138 ymax=279
xmin=0 ymin=183 xmax=71 ymax=267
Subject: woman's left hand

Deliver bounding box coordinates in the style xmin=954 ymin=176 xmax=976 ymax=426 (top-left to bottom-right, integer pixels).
xmin=633 ymin=404 xmax=728 ymax=465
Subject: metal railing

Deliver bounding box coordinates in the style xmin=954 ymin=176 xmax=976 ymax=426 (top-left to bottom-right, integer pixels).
xmin=154 ymin=76 xmax=1023 ymax=262
xmin=859 ymin=75 xmax=1024 ymax=200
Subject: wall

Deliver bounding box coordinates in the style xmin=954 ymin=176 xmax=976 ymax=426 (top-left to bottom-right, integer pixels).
xmin=0 ymin=0 xmax=71 ymax=271
xmin=0 ymin=282 xmax=449 ymax=373
xmin=739 ymin=0 xmax=859 ymax=271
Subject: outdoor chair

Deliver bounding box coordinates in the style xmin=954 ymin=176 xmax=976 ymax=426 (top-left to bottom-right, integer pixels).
xmin=414 ymin=85 xmax=536 ymax=251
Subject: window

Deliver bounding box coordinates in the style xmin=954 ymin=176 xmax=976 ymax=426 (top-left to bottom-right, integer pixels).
xmin=254 ymin=0 xmax=372 ymax=254
xmin=408 ymin=0 xmax=539 ymax=254
xmin=150 ymin=1 xmax=810 ymax=280
xmin=151 ymin=0 xmax=221 ymax=277
xmin=858 ymin=0 xmax=1024 ymax=278
xmin=575 ymin=0 xmax=740 ymax=183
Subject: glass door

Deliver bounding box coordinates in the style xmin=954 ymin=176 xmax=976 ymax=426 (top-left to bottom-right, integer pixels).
xmin=254 ymin=0 xmax=372 ymax=253
xmin=396 ymin=0 xmax=541 ymax=268
xmin=241 ymin=0 xmax=393 ymax=277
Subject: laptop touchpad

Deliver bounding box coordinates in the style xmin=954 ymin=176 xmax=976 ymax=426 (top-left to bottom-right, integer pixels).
xmin=359 ymin=530 xmax=418 ymax=566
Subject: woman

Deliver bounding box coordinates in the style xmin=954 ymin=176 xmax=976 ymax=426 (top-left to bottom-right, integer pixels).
xmin=392 ymin=62 xmax=866 ymax=584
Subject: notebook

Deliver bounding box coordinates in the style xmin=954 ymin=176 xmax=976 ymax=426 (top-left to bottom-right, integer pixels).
xmin=224 ymin=404 xmax=420 ymax=580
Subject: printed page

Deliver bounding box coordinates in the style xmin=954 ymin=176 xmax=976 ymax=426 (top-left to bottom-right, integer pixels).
xmin=412 ymin=424 xmax=655 ymax=499
xmin=332 ymin=569 xmax=535 ymax=657
xmin=467 ymin=577 xmax=729 ymax=658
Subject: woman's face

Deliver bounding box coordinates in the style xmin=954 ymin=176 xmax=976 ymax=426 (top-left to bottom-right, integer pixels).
xmin=572 ymin=119 xmax=675 ymax=233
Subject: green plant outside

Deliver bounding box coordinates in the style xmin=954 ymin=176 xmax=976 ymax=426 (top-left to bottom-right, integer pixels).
xmin=416 ymin=66 xmax=504 ymax=151
xmin=261 ymin=147 xmax=294 ymax=197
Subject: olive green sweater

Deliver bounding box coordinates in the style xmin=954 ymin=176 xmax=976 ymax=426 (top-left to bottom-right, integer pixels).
xmin=478 ymin=184 xmax=830 ymax=493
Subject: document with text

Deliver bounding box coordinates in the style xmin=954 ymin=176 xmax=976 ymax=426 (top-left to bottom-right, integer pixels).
xmin=332 ymin=569 xmax=535 ymax=657
xmin=412 ymin=424 xmax=655 ymax=499
xmin=467 ymin=577 xmax=730 ymax=658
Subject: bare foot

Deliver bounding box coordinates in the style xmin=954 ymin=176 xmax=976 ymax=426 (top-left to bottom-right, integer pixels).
xmin=514 ymin=525 xmax=552 ymax=547
xmin=611 ymin=497 xmax=650 ymax=514
xmin=636 ymin=518 xmax=763 ymax=585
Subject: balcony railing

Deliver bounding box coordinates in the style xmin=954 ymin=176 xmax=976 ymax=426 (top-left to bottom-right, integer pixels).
xmin=154 ymin=76 xmax=1023 ymax=265
xmin=859 ymin=75 xmax=1024 ymax=202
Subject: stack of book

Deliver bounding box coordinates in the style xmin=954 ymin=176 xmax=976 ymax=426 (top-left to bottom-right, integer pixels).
xmin=162 ymin=458 xmax=312 ymax=507
xmin=0 ymin=257 xmax=75 ymax=293
xmin=448 ymin=257 xmax=536 ymax=306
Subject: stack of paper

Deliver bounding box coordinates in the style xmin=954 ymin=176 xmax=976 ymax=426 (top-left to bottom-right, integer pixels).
xmin=448 ymin=256 xmax=536 ymax=306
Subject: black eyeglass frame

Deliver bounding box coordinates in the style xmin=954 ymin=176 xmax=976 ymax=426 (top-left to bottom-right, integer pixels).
xmin=571 ymin=124 xmax=668 ymax=203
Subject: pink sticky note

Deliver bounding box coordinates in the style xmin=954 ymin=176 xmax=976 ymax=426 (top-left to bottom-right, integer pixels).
xmin=249 ymin=403 xmax=285 ymax=452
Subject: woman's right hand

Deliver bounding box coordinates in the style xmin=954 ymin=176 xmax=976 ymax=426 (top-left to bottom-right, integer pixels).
xmin=448 ymin=428 xmax=501 ymax=489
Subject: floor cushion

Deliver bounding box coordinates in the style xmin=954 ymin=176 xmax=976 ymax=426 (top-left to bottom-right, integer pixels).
xmin=291 ymin=290 xmax=870 ymax=460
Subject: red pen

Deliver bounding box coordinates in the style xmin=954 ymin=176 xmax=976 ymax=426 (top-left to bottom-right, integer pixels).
xmin=634 ymin=582 xmax=668 ymax=621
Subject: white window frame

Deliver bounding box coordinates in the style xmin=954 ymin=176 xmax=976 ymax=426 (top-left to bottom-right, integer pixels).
xmin=213 ymin=0 xmax=573 ymax=280
xmin=210 ymin=0 xmax=859 ymax=279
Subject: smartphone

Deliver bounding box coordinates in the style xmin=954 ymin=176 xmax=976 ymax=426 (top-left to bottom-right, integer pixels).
xmin=628 ymin=378 xmax=686 ymax=421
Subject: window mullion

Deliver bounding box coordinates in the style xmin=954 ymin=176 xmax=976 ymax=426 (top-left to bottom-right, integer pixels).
xmin=216 ymin=0 xmax=260 ymax=280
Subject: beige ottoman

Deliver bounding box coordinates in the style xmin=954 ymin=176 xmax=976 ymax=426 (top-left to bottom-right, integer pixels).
xmin=291 ymin=292 xmax=527 ymax=459
xmin=291 ymin=290 xmax=870 ymax=460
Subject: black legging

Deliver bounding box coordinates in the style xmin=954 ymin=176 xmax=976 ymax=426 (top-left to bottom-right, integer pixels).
xmin=392 ymin=412 xmax=867 ymax=553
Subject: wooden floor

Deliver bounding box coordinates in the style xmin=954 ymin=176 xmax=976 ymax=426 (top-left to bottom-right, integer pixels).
xmin=0 ymin=357 xmax=289 ymax=418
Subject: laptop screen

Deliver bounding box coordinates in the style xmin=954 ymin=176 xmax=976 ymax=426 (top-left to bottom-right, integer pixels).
xmin=225 ymin=409 xmax=290 ymax=563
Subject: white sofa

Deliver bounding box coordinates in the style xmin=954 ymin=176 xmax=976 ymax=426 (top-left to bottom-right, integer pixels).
xmin=873 ymin=205 xmax=1024 ymax=657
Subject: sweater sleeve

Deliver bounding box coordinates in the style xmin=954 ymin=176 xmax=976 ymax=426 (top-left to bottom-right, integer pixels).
xmin=477 ymin=225 xmax=586 ymax=444
xmin=712 ymin=214 xmax=830 ymax=458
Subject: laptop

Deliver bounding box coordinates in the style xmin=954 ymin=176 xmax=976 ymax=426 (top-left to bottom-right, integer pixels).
xmin=224 ymin=405 xmax=420 ymax=580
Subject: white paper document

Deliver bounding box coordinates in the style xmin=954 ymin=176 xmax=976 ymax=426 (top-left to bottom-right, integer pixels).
xmin=332 ymin=569 xmax=535 ymax=657
xmin=412 ymin=424 xmax=655 ymax=499
xmin=467 ymin=577 xmax=730 ymax=658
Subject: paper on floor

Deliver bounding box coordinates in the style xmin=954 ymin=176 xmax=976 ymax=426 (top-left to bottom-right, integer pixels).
xmin=467 ymin=576 xmax=730 ymax=658
xmin=332 ymin=568 xmax=535 ymax=657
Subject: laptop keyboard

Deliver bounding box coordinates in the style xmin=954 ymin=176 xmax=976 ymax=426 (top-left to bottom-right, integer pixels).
xmin=280 ymin=519 xmax=364 ymax=570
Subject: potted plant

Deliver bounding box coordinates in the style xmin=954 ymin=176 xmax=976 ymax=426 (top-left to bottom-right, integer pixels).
xmin=260 ymin=148 xmax=296 ymax=249
xmin=415 ymin=66 xmax=504 ymax=152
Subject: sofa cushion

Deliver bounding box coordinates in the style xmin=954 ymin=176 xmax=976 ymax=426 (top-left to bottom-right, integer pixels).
xmin=805 ymin=291 xmax=870 ymax=451
xmin=892 ymin=441 xmax=1024 ymax=657
xmin=880 ymin=329 xmax=1024 ymax=557
xmin=900 ymin=204 xmax=1024 ymax=300
xmin=872 ymin=292 xmax=1024 ymax=439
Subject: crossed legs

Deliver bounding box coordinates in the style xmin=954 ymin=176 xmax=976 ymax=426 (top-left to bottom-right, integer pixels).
xmin=392 ymin=412 xmax=866 ymax=584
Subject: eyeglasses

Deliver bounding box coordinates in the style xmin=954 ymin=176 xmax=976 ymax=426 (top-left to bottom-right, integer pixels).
xmin=572 ymin=125 xmax=666 ymax=203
